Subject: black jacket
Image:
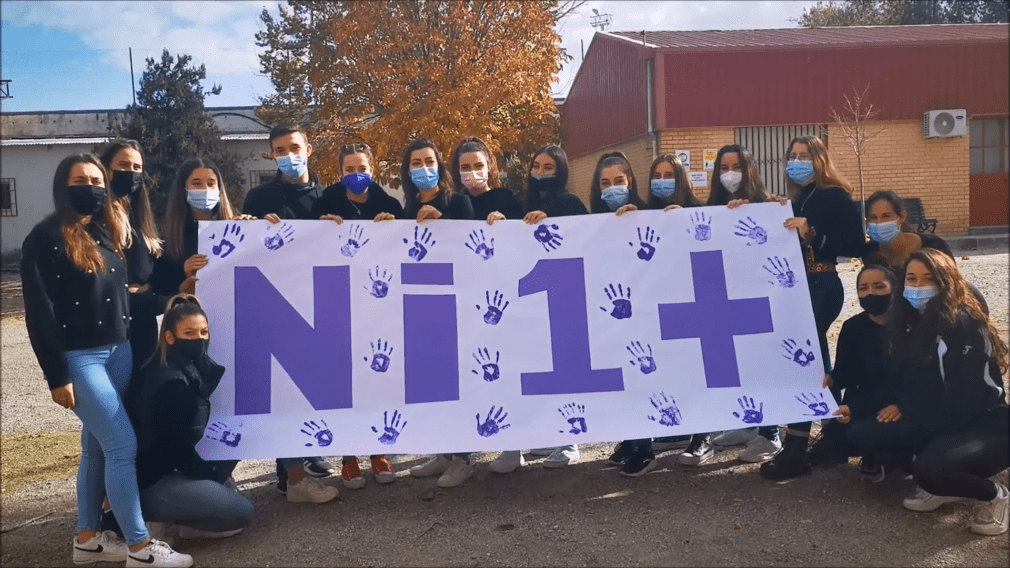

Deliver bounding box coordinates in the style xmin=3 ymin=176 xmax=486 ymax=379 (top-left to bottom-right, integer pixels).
xmin=792 ymin=183 xmax=865 ymax=264
xmin=830 ymin=311 xmax=893 ymax=418
xmin=149 ymin=213 xmax=206 ymax=298
xmin=314 ymin=182 xmax=406 ymax=220
xmin=405 ymin=191 xmax=474 ymax=220
xmin=127 ymin=349 xmax=227 ymax=490
xmin=21 ymin=217 xmax=130 ymax=390
xmin=125 ymin=232 xmax=169 ymax=371
xmin=242 ymin=170 xmax=325 ymax=220
xmin=470 ymin=188 xmax=524 ymax=220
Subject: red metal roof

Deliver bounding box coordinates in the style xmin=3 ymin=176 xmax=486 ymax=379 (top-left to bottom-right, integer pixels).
xmin=610 ymin=23 xmax=1008 ymax=52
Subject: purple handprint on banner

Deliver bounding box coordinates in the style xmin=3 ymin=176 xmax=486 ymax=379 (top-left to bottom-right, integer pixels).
xmin=533 ymin=223 xmax=564 ymax=251
xmin=340 ymin=223 xmax=370 ymax=258
xmin=734 ymin=217 xmax=767 ymax=245
xmin=647 ymin=392 xmax=682 ymax=426
xmin=782 ymin=338 xmax=816 ymax=367
xmin=465 ymin=229 xmax=494 ymax=260
xmin=210 ymin=224 xmax=244 ymax=258
xmin=404 ymin=226 xmax=435 ymax=261
xmin=471 ymin=348 xmax=501 ymax=382
xmin=371 ymin=410 xmax=407 ymax=445
xmin=558 ymin=403 xmax=587 ymax=435
xmin=627 ymin=341 xmax=657 ymax=374
xmin=733 ymin=397 xmax=764 ymax=424
xmin=365 ymin=339 xmax=393 ymax=372
xmin=264 ymin=222 xmax=295 ymax=250
xmin=797 ymin=392 xmax=830 ymax=417
xmin=629 ymin=226 xmax=660 ymax=261
xmin=600 ymin=283 xmax=632 ymax=319
xmin=476 ymin=405 xmax=511 ymax=437
xmin=301 ymin=420 xmax=333 ymax=448
xmin=205 ymin=421 xmax=242 ymax=447
xmin=764 ymin=256 xmax=797 ymax=288
xmin=688 ymin=211 xmax=713 ymax=242
xmin=365 ymin=266 xmax=392 ymax=298
xmin=477 ymin=290 xmax=509 ymax=325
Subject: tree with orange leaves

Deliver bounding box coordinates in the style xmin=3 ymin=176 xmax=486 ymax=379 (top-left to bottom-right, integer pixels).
xmin=256 ymin=0 xmax=580 ymax=193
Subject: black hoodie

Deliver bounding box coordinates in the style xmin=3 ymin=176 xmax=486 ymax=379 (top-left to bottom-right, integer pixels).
xmin=469 ymin=187 xmax=524 ymax=220
xmin=242 ymin=170 xmax=325 ymax=220
xmin=315 ymin=182 xmax=406 ymax=220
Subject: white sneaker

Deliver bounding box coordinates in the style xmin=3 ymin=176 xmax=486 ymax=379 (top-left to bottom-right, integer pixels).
xmin=410 ymin=455 xmax=452 ymax=478
xmin=488 ymin=450 xmax=525 ymax=474
xmin=436 ymin=457 xmax=474 ymax=488
xmin=125 ymin=539 xmax=193 ymax=568
xmin=713 ymin=428 xmax=758 ymax=447
xmin=971 ymin=483 xmax=1009 ymax=536
xmin=287 ymin=476 xmax=339 ymax=504
xmin=73 ymin=530 xmax=128 ymax=564
xmin=543 ymin=445 xmax=580 ymax=468
xmin=176 ymin=525 xmax=243 ymax=539
xmin=902 ymin=486 xmax=969 ymax=512
xmin=737 ymin=434 xmax=781 ymax=463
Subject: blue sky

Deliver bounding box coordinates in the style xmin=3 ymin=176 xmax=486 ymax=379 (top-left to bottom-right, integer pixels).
xmin=1 ymin=1 xmax=816 ymax=113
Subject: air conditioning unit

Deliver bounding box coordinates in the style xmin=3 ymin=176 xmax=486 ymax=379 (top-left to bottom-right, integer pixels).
xmin=923 ymin=109 xmax=967 ymax=138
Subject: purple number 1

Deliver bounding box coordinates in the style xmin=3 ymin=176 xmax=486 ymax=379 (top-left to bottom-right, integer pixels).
xmin=518 ymin=258 xmax=624 ymax=395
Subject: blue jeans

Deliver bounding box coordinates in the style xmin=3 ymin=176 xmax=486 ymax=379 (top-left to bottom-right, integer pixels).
xmin=66 ymin=343 xmax=148 ymax=545
xmin=140 ymin=472 xmax=253 ymax=532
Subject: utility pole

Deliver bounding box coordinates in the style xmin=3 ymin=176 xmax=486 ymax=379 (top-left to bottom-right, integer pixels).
xmin=129 ymin=48 xmax=136 ymax=106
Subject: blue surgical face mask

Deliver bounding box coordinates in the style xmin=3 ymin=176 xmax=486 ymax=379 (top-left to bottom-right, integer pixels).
xmin=410 ymin=166 xmax=439 ymax=191
xmin=650 ymin=178 xmax=676 ymax=200
xmin=786 ymin=159 xmax=815 ymax=185
xmin=187 ymin=188 xmax=220 ymax=213
xmin=601 ymin=185 xmax=629 ymax=210
xmin=276 ymin=153 xmax=308 ymax=179
xmin=903 ymin=285 xmax=938 ymax=313
xmin=342 ymin=172 xmax=372 ymax=195
xmin=867 ymin=220 xmax=901 ymax=244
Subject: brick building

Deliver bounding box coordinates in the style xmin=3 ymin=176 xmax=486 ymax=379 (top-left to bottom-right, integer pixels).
xmin=560 ymin=24 xmax=1009 ymax=235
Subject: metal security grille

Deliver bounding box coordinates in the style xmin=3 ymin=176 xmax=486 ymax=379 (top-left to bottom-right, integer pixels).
xmin=735 ymin=125 xmax=827 ymax=196
xmin=1 ymin=179 xmax=16 ymax=217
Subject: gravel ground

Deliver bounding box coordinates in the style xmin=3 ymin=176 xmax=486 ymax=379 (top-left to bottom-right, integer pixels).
xmin=2 ymin=254 xmax=1008 ymax=567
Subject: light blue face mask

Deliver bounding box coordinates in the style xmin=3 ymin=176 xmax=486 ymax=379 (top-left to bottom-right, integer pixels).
xmin=601 ymin=185 xmax=630 ymax=210
xmin=903 ymin=285 xmax=938 ymax=313
xmin=867 ymin=220 xmax=901 ymax=244
xmin=786 ymin=159 xmax=815 ymax=185
xmin=410 ymin=166 xmax=440 ymax=191
xmin=186 ymin=188 xmax=220 ymax=213
xmin=276 ymin=153 xmax=308 ymax=179
xmin=650 ymin=178 xmax=676 ymax=200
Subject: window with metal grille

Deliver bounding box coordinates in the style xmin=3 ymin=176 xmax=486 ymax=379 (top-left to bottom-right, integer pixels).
xmin=734 ymin=125 xmax=828 ymax=196
xmin=250 ymin=170 xmax=276 ymax=188
xmin=1 ymin=179 xmax=16 ymax=217
xmin=969 ymin=117 xmax=1009 ymax=174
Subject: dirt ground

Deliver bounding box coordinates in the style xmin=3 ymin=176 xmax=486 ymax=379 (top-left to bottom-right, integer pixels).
xmin=2 ymin=257 xmax=1008 ymax=567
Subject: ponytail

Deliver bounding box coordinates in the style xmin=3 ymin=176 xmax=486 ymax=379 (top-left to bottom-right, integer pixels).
xmin=158 ymin=294 xmax=207 ymax=365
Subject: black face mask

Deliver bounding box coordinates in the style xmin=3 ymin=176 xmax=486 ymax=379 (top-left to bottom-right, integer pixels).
xmin=68 ymin=185 xmax=107 ymax=216
xmin=111 ymin=170 xmax=144 ymax=198
xmin=859 ymin=293 xmax=891 ymax=316
xmin=170 ymin=338 xmax=209 ymax=362
xmin=528 ymin=175 xmax=561 ymax=196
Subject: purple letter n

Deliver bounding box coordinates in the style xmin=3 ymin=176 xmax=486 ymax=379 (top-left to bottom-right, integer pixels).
xmin=234 ymin=266 xmax=352 ymax=415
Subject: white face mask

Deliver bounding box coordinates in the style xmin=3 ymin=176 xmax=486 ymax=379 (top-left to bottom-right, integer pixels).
xmin=720 ymin=170 xmax=742 ymax=193
xmin=460 ymin=170 xmax=488 ymax=191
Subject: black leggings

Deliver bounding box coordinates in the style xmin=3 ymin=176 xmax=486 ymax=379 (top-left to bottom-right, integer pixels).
xmin=914 ymin=431 xmax=1009 ymax=501
xmin=787 ymin=272 xmax=844 ymax=435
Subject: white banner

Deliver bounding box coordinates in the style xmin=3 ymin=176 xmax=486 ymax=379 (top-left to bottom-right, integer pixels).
xmin=195 ymin=203 xmax=836 ymax=460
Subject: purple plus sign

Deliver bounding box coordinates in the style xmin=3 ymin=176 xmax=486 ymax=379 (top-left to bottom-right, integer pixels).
xmin=658 ymin=250 xmax=774 ymax=388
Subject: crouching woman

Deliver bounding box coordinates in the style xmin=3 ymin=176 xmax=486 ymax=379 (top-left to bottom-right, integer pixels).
xmin=126 ymin=294 xmax=253 ymax=539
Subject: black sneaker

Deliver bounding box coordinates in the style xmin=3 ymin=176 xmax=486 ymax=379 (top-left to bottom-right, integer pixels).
xmin=303 ymin=457 xmax=336 ymax=477
xmin=806 ymin=433 xmax=848 ymax=468
xmin=860 ymin=457 xmax=886 ymax=483
xmin=620 ymin=447 xmax=657 ymax=477
xmin=276 ymin=462 xmax=288 ymax=495
xmin=608 ymin=441 xmax=636 ymax=465
xmin=677 ymin=435 xmax=714 ymax=466
xmin=759 ymin=434 xmax=812 ymax=481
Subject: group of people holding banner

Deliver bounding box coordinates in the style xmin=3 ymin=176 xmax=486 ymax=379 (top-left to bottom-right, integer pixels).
xmin=20 ymin=124 xmax=1010 ymax=566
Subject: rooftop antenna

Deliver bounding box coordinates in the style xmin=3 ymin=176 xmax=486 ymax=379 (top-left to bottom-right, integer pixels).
xmin=0 ymin=79 xmax=11 ymax=100
xmin=590 ymin=8 xmax=612 ymax=32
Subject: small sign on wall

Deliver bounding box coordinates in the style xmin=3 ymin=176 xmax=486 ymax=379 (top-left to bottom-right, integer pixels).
xmin=689 ymin=171 xmax=708 ymax=188
xmin=703 ymin=149 xmax=717 ymax=171
xmin=674 ymin=150 xmax=691 ymax=170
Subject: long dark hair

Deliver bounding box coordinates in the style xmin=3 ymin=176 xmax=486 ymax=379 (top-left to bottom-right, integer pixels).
xmin=647 ymin=153 xmax=700 ymax=209
xmin=52 ymin=154 xmax=130 ymax=272
xmin=589 ymin=152 xmax=644 ymax=213
xmin=888 ymin=249 xmax=1007 ymax=374
xmin=706 ymin=144 xmax=769 ymax=206
xmin=164 ymin=158 xmax=236 ymax=263
xmin=523 ymin=145 xmax=570 ymax=212
xmin=449 ymin=137 xmax=501 ymax=193
xmin=401 ymin=138 xmax=453 ymax=212
xmin=98 ymin=139 xmax=162 ymax=257
xmin=158 ymin=294 xmax=207 ymax=365
xmin=865 ymin=190 xmax=913 ymax=232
